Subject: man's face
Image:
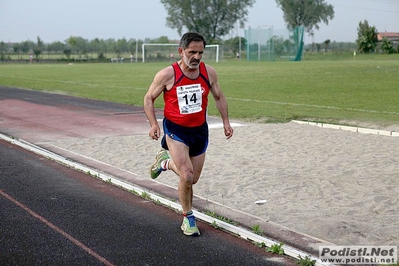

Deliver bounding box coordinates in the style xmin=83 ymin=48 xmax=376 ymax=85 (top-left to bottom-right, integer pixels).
xmin=179 ymin=41 xmax=204 ymax=69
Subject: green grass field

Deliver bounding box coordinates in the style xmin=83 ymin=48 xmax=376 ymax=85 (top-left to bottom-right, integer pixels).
xmin=1 ymin=56 xmax=398 ymax=128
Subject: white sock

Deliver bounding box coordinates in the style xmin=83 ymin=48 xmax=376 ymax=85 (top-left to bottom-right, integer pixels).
xmin=161 ymin=159 xmax=170 ymax=171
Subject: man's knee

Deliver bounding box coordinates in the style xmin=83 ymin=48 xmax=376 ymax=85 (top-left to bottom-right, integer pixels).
xmin=192 ymin=174 xmax=201 ymax=185
xmin=179 ymin=168 xmax=194 ymax=185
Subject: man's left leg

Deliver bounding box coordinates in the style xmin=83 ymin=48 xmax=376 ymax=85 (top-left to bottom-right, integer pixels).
xmin=179 ymin=153 xmax=205 ymax=236
xmin=165 ymin=136 xmax=205 ymax=236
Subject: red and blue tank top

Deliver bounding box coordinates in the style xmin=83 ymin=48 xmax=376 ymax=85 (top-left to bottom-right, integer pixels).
xmin=163 ymin=62 xmax=211 ymax=127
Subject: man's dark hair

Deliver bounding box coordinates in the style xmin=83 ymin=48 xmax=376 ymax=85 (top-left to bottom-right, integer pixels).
xmin=179 ymin=32 xmax=206 ymax=49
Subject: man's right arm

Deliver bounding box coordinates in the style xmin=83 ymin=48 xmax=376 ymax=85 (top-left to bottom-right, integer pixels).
xmin=143 ymin=67 xmax=173 ymax=140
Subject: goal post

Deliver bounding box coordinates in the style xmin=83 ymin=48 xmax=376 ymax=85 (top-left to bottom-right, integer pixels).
xmin=142 ymin=43 xmax=219 ymax=63
xmin=208 ymin=44 xmax=220 ymax=63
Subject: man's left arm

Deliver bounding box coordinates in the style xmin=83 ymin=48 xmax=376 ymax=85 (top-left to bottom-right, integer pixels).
xmin=207 ymin=66 xmax=233 ymax=139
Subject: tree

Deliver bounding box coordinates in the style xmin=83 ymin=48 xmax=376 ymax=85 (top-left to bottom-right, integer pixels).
xmin=104 ymin=38 xmax=116 ymax=56
xmin=13 ymin=43 xmax=21 ymax=59
xmin=76 ymin=37 xmax=89 ymax=56
xmin=63 ymin=48 xmax=71 ymax=59
xmin=160 ymin=0 xmax=255 ymax=43
xmin=316 ymin=43 xmax=321 ymax=52
xmin=272 ymin=36 xmax=285 ymax=56
xmin=356 ymin=20 xmax=378 ymax=53
xmin=89 ymin=38 xmax=102 ymax=58
xmin=33 ymin=36 xmax=44 ymax=59
xmin=275 ymin=0 xmax=334 ymax=34
xmin=67 ymin=36 xmax=78 ymax=54
xmin=20 ymin=40 xmax=34 ymax=54
xmin=48 ymin=41 xmax=65 ymax=54
xmin=66 ymin=36 xmax=89 ymax=56
xmin=47 ymin=41 xmax=65 ymax=59
xmin=99 ymin=39 xmax=108 ymax=57
xmin=224 ymin=36 xmax=246 ymax=54
xmin=0 ymin=41 xmax=5 ymax=61
xmin=381 ymin=37 xmax=394 ymax=54
xmin=115 ymin=37 xmax=128 ymax=57
xmin=324 ymin=39 xmax=330 ymax=52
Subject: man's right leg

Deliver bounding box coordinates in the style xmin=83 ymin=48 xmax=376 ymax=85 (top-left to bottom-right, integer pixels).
xmin=149 ymin=149 xmax=170 ymax=179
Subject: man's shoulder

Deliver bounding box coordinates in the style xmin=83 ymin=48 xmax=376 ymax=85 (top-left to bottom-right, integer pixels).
xmin=202 ymin=62 xmax=214 ymax=70
xmin=153 ymin=65 xmax=175 ymax=88
xmin=203 ymin=63 xmax=217 ymax=78
xmin=156 ymin=65 xmax=174 ymax=79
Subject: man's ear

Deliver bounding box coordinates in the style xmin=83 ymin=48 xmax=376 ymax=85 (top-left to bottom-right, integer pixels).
xmin=178 ymin=47 xmax=183 ymax=56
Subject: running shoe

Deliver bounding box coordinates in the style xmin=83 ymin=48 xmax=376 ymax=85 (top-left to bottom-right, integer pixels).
xmin=181 ymin=215 xmax=200 ymax=236
xmin=149 ymin=149 xmax=169 ymax=179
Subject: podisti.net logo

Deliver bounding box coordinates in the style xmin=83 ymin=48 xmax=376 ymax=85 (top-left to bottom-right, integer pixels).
xmin=319 ymin=246 xmax=397 ymax=265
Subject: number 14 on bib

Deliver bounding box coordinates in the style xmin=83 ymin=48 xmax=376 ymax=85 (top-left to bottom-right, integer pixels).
xmin=176 ymin=84 xmax=203 ymax=114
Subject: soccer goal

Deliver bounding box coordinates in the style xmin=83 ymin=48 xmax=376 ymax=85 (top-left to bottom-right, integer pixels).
xmin=142 ymin=43 xmax=219 ymax=63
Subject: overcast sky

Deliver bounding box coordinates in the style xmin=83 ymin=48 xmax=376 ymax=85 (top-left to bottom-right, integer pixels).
xmin=0 ymin=0 xmax=398 ymax=44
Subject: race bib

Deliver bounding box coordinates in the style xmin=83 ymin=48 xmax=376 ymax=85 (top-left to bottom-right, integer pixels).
xmin=176 ymin=84 xmax=202 ymax=114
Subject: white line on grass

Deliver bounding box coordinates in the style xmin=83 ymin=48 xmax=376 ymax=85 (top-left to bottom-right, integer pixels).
xmin=5 ymin=75 xmax=396 ymax=117
xmin=0 ymin=75 xmax=147 ymax=91
xmin=227 ymin=97 xmax=399 ymax=116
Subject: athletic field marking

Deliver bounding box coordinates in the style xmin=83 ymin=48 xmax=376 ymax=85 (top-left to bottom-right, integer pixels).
xmin=227 ymin=97 xmax=399 ymax=116
xmin=0 ymin=75 xmax=146 ymax=91
xmin=208 ymin=122 xmax=244 ymax=129
xmin=293 ymin=120 xmax=399 ymax=137
xmin=0 ymin=190 xmax=115 ymax=266
xmin=2 ymin=75 xmax=397 ymax=116
xmin=156 ymin=119 xmax=244 ymax=129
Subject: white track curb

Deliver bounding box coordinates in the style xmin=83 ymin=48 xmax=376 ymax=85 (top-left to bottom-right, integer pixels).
xmin=0 ymin=133 xmax=333 ymax=266
xmin=293 ymin=120 xmax=399 ymax=137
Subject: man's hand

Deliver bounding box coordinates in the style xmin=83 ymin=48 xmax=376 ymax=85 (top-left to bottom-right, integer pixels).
xmin=149 ymin=125 xmax=161 ymax=140
xmin=224 ymin=124 xmax=234 ymax=140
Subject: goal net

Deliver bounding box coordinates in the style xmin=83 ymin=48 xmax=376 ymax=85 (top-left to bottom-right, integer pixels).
xmin=142 ymin=44 xmax=219 ymax=63
xmin=244 ymin=26 xmax=304 ymax=61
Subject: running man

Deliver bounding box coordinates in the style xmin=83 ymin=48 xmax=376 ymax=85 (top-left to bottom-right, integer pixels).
xmin=143 ymin=32 xmax=234 ymax=236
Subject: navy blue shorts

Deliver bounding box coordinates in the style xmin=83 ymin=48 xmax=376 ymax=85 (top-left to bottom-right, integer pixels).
xmin=161 ymin=118 xmax=209 ymax=157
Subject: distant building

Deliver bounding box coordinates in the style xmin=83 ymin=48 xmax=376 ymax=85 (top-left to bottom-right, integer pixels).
xmin=377 ymin=32 xmax=399 ymax=43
